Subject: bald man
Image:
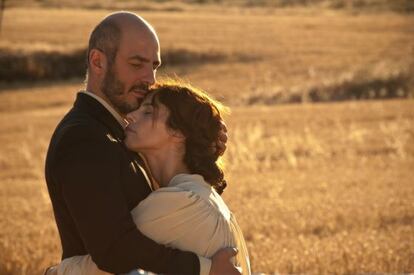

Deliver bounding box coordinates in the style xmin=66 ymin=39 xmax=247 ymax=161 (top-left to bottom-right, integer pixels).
xmin=45 ymin=12 xmax=239 ymax=275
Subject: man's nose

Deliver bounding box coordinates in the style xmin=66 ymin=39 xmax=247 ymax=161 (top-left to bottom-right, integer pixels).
xmin=141 ymin=67 xmax=156 ymax=86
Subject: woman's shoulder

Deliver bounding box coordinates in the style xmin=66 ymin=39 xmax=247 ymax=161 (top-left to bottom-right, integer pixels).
xmin=171 ymin=174 xmax=232 ymax=216
xmin=131 ymin=182 xmax=202 ymax=222
xmin=132 ymin=174 xmax=231 ymax=221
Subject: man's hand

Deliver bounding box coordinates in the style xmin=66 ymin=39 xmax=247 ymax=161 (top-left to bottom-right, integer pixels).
xmin=44 ymin=265 xmax=58 ymax=275
xmin=209 ymin=247 xmax=241 ymax=275
xmin=215 ymin=120 xmax=228 ymax=157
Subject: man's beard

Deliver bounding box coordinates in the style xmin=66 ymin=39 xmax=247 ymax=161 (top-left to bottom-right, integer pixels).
xmin=101 ymin=66 xmax=144 ymax=115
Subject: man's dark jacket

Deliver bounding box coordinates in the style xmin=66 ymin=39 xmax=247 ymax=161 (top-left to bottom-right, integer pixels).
xmin=45 ymin=92 xmax=200 ymax=274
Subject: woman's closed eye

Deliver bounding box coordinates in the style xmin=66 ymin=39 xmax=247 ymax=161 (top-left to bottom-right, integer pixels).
xmin=142 ymin=106 xmax=153 ymax=115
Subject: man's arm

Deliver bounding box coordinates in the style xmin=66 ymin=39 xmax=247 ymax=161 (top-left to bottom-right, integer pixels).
xmin=53 ymin=125 xmax=199 ymax=274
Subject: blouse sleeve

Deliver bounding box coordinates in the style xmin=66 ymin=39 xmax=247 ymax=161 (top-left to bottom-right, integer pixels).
xmin=56 ymin=255 xmax=110 ymax=275
xmin=131 ymin=186 xmax=251 ymax=275
xmin=131 ymin=187 xmax=228 ymax=254
xmin=131 ymin=187 xmax=208 ymax=244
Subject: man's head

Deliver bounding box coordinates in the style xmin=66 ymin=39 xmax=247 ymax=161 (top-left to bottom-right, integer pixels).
xmin=86 ymin=12 xmax=161 ymax=115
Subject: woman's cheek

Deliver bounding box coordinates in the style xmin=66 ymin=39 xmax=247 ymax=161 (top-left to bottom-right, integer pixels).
xmin=124 ymin=135 xmax=132 ymax=149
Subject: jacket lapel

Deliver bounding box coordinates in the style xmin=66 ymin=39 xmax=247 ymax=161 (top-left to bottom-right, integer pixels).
xmin=73 ymin=92 xmax=155 ymax=190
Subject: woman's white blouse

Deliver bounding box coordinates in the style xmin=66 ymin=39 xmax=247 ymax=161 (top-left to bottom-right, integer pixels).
xmin=57 ymin=174 xmax=250 ymax=275
xmin=132 ymin=174 xmax=250 ymax=274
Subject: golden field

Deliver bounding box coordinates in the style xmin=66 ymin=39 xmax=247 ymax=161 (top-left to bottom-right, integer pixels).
xmin=0 ymin=4 xmax=414 ymax=274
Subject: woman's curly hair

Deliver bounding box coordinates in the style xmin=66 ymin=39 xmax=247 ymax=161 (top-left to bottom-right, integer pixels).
xmin=150 ymin=80 xmax=229 ymax=194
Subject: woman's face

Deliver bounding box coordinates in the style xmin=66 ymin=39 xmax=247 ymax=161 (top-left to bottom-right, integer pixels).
xmin=124 ymin=93 xmax=175 ymax=153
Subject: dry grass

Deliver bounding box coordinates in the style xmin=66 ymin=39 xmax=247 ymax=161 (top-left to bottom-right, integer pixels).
xmin=0 ymin=5 xmax=414 ymax=275
xmin=223 ymin=101 xmax=414 ymax=273
xmin=1 ymin=83 xmax=413 ymax=274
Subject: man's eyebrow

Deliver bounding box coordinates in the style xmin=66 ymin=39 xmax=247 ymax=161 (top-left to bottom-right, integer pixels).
xmin=142 ymin=103 xmax=153 ymax=107
xmin=128 ymin=55 xmax=161 ymax=68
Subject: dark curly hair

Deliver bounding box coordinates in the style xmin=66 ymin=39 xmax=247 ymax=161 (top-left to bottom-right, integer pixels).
xmin=150 ymin=80 xmax=228 ymax=194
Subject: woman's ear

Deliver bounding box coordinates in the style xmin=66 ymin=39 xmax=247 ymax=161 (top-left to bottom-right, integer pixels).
xmin=170 ymin=129 xmax=186 ymax=143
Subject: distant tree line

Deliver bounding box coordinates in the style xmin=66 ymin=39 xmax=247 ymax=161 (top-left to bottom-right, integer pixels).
xmin=187 ymin=0 xmax=413 ymax=12
xmin=0 ymin=0 xmax=6 ymax=34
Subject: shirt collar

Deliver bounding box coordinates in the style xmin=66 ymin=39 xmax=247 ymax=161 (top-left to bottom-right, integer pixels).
xmin=169 ymin=173 xmax=208 ymax=187
xmin=80 ymin=90 xmax=128 ymax=129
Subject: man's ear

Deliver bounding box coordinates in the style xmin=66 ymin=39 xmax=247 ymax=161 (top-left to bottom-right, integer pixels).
xmin=89 ymin=49 xmax=107 ymax=75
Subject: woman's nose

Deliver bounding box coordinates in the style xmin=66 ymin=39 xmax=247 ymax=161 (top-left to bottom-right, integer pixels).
xmin=126 ymin=112 xmax=136 ymax=123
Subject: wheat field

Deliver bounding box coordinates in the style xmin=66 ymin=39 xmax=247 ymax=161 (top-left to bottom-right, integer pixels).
xmin=0 ymin=4 xmax=414 ymax=275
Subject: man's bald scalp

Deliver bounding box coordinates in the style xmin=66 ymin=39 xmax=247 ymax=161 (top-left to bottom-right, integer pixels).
xmin=87 ymin=11 xmax=156 ymax=68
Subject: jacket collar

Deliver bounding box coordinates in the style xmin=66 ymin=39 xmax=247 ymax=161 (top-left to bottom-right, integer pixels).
xmin=80 ymin=91 xmax=128 ymax=128
xmin=73 ymin=92 xmax=125 ymax=140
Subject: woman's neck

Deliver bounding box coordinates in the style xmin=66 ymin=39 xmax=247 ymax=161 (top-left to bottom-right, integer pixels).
xmin=142 ymin=146 xmax=190 ymax=187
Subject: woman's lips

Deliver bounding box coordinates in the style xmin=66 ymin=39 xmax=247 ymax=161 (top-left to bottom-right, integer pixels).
xmin=125 ymin=126 xmax=136 ymax=134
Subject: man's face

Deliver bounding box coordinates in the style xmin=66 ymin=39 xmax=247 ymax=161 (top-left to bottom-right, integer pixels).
xmin=101 ymin=26 xmax=161 ymax=115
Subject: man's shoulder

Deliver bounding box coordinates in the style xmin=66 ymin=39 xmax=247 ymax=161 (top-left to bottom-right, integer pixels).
xmin=55 ymin=107 xmax=105 ymax=139
xmin=47 ymin=108 xmax=117 ymax=157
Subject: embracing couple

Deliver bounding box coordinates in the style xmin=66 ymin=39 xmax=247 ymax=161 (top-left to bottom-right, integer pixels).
xmin=45 ymin=11 xmax=250 ymax=275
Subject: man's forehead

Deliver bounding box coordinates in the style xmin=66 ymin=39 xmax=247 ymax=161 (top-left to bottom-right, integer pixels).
xmin=118 ymin=34 xmax=161 ymax=68
xmin=119 ymin=26 xmax=159 ymax=50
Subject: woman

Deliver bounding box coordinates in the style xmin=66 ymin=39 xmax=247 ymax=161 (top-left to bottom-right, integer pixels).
xmin=52 ymin=81 xmax=251 ymax=275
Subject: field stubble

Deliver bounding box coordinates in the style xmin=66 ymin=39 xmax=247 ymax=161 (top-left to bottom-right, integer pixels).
xmin=225 ymin=101 xmax=414 ymax=273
